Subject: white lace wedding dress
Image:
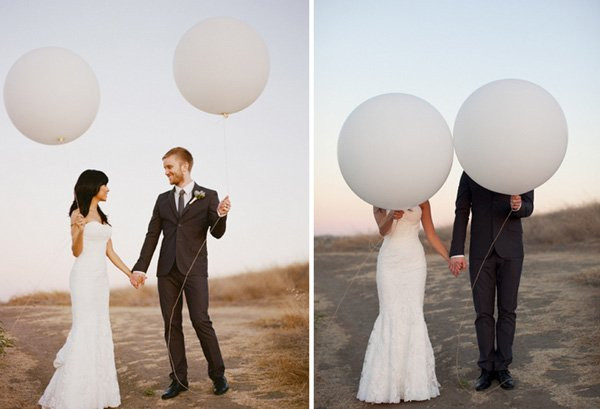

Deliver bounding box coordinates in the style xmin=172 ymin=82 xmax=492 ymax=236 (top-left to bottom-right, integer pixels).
xmin=39 ymin=221 xmax=121 ymax=409
xmin=357 ymin=206 xmax=440 ymax=403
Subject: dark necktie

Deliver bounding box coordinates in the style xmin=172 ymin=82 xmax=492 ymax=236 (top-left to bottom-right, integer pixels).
xmin=178 ymin=189 xmax=185 ymax=217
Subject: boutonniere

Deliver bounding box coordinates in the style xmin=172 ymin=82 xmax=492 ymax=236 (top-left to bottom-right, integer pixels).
xmin=193 ymin=190 xmax=206 ymax=200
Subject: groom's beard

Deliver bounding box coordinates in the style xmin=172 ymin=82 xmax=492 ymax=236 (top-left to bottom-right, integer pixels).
xmin=167 ymin=171 xmax=183 ymax=185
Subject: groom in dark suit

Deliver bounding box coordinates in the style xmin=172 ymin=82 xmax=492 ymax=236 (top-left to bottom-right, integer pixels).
xmin=131 ymin=147 xmax=231 ymax=399
xmin=449 ymin=171 xmax=533 ymax=391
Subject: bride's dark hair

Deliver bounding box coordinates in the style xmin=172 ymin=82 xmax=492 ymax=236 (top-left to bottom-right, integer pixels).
xmin=69 ymin=169 xmax=110 ymax=225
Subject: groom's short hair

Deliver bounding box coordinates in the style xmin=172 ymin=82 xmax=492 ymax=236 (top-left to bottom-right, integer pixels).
xmin=163 ymin=147 xmax=194 ymax=170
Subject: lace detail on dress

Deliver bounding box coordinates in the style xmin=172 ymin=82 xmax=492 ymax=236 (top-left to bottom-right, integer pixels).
xmin=357 ymin=207 xmax=440 ymax=403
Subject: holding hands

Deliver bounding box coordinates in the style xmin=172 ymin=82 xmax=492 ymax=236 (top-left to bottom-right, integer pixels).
xmin=130 ymin=271 xmax=146 ymax=289
xmin=449 ymin=256 xmax=467 ymax=277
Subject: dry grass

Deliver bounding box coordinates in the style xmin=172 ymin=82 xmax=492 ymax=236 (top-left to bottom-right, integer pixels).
xmin=209 ymin=262 xmax=308 ymax=305
xmin=315 ymin=224 xmax=455 ymax=255
xmin=5 ymin=287 xmax=157 ymax=307
xmin=251 ymin=296 xmax=309 ymax=406
xmin=5 ymin=262 xmax=309 ymax=308
xmin=0 ymin=322 xmax=15 ymax=355
xmin=314 ymin=234 xmax=381 ymax=253
xmin=522 ymin=202 xmax=600 ymax=245
xmin=573 ymin=266 xmax=600 ymax=287
xmin=240 ymin=263 xmax=309 ymax=406
xmin=109 ymin=285 xmax=158 ymax=307
xmin=3 ymin=262 xmax=309 ymax=406
xmin=5 ymin=290 xmax=71 ymax=306
xmin=316 ymin=202 xmax=600 ymax=254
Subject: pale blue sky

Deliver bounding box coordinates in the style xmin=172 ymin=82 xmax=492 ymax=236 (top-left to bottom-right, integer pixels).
xmin=316 ymin=0 xmax=600 ymax=234
xmin=0 ymin=0 xmax=308 ymax=301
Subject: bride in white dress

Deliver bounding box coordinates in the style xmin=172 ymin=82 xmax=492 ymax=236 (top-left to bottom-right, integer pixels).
xmin=39 ymin=170 xmax=137 ymax=409
xmin=357 ymin=201 xmax=449 ymax=403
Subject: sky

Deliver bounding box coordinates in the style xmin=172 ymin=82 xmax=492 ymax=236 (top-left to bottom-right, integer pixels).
xmin=315 ymin=0 xmax=600 ymax=235
xmin=0 ymin=0 xmax=308 ymax=301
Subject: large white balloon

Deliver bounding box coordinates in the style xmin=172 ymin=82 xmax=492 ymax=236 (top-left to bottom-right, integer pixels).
xmin=338 ymin=94 xmax=453 ymax=210
xmin=454 ymin=79 xmax=568 ymax=194
xmin=3 ymin=47 xmax=100 ymax=145
xmin=173 ymin=17 xmax=269 ymax=115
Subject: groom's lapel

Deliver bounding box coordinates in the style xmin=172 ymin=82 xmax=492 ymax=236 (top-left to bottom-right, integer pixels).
xmin=168 ymin=187 xmax=179 ymax=219
xmin=181 ymin=183 xmax=203 ymax=218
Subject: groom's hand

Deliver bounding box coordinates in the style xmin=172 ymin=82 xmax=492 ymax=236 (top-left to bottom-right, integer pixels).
xmin=510 ymin=195 xmax=522 ymax=211
xmin=449 ymin=257 xmax=467 ymax=277
xmin=129 ymin=274 xmax=140 ymax=289
xmin=217 ymin=196 xmax=231 ymax=217
xmin=130 ymin=271 xmax=146 ymax=289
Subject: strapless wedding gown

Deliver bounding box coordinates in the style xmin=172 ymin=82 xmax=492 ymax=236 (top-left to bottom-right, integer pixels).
xmin=39 ymin=221 xmax=121 ymax=409
xmin=357 ymin=206 xmax=440 ymax=403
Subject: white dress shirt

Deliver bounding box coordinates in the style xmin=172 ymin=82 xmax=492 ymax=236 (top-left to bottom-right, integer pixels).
xmin=174 ymin=180 xmax=195 ymax=212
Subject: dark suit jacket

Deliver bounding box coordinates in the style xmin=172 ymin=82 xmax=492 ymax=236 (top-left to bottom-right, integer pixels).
xmin=450 ymin=172 xmax=534 ymax=259
xmin=133 ymin=183 xmax=226 ymax=277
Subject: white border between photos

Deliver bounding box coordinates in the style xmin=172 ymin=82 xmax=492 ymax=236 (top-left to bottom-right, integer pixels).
xmin=308 ymin=0 xmax=315 ymax=408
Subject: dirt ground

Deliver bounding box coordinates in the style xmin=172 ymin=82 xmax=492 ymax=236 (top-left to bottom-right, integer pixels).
xmin=0 ymin=303 xmax=301 ymax=409
xmin=315 ymin=240 xmax=600 ymax=409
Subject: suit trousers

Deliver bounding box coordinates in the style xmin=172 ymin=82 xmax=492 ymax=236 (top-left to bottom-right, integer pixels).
xmin=469 ymin=249 xmax=523 ymax=371
xmin=157 ymin=264 xmax=225 ymax=382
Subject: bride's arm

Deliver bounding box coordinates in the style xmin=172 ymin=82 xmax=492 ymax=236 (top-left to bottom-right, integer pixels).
xmin=105 ymin=239 xmax=133 ymax=279
xmin=70 ymin=210 xmax=85 ymax=257
xmin=373 ymin=206 xmax=394 ymax=236
xmin=420 ymin=201 xmax=450 ymax=262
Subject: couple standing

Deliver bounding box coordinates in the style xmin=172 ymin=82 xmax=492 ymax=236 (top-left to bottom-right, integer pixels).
xmin=39 ymin=147 xmax=231 ymax=408
xmin=357 ymin=172 xmax=534 ymax=403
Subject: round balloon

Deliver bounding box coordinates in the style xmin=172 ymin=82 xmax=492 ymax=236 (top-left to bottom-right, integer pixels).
xmin=3 ymin=47 xmax=100 ymax=145
xmin=338 ymin=93 xmax=453 ymax=210
xmin=173 ymin=17 xmax=269 ymax=115
xmin=453 ymin=79 xmax=568 ymax=194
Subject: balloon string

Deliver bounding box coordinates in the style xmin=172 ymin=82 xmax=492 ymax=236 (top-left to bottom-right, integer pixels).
xmin=221 ymin=114 xmax=230 ymax=195
xmin=455 ymin=209 xmax=513 ymax=393
xmin=165 ymin=215 xmax=223 ymax=389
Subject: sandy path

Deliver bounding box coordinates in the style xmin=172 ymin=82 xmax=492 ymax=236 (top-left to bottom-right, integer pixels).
xmin=315 ymin=242 xmax=600 ymax=409
xmin=1 ymin=304 xmax=298 ymax=409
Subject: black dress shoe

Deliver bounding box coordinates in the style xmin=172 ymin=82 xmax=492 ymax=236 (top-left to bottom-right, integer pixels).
xmin=497 ymin=369 xmax=515 ymax=390
xmin=475 ymin=369 xmax=494 ymax=391
xmin=161 ymin=379 xmax=189 ymax=400
xmin=213 ymin=376 xmax=229 ymax=395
